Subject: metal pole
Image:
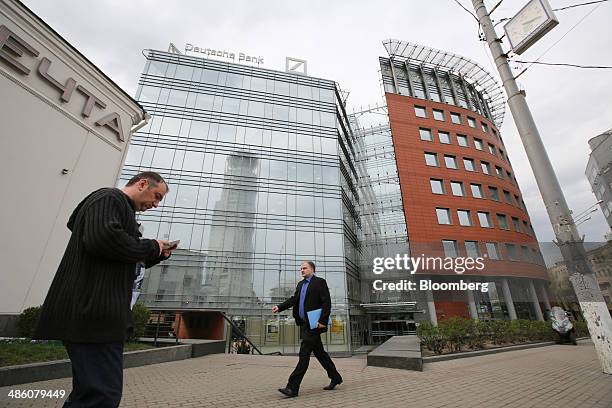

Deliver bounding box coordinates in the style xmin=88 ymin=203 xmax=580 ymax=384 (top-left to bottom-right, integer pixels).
xmin=154 ymin=312 xmax=161 ymax=347
xmin=472 ymin=0 xmax=612 ymax=373
xmin=175 ymin=313 xmax=181 ymax=345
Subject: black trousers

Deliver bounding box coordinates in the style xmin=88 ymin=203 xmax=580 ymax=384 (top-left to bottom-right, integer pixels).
xmin=286 ymin=327 xmax=342 ymax=391
xmin=63 ymin=342 xmax=124 ymax=408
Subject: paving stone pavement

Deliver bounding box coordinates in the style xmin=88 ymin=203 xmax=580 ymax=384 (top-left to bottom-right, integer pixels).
xmin=1 ymin=340 xmax=611 ymax=408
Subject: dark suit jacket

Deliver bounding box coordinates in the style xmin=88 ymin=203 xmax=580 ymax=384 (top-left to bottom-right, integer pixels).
xmin=277 ymin=275 xmax=331 ymax=330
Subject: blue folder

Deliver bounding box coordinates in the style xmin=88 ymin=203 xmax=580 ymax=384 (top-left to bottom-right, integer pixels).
xmin=306 ymin=308 xmax=332 ymax=330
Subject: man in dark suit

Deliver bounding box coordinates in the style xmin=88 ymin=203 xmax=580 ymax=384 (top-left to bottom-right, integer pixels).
xmin=272 ymin=261 xmax=343 ymax=397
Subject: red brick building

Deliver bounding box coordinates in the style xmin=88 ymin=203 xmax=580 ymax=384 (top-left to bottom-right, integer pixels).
xmin=378 ymin=40 xmax=550 ymax=323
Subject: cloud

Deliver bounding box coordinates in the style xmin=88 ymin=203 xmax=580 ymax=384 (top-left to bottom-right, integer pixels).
xmin=22 ymin=0 xmax=612 ymax=242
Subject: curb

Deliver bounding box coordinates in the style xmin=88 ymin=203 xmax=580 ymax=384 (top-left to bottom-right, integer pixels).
xmin=423 ymin=337 xmax=590 ymax=363
xmin=367 ymin=336 xmax=423 ymax=371
xmin=0 ymin=340 xmax=225 ymax=387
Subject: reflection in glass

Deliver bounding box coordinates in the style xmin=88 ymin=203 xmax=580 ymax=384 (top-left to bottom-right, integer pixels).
xmin=126 ymin=56 xmax=354 ymax=353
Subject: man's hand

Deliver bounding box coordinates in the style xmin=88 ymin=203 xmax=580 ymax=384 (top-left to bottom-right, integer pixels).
xmin=156 ymin=240 xmax=171 ymax=256
xmin=317 ymin=323 xmax=326 ymax=329
xmin=272 ymin=306 xmax=279 ymax=313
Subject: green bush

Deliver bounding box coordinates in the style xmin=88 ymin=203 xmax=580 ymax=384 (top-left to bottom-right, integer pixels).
xmin=465 ymin=320 xmax=487 ymax=350
xmin=507 ymin=320 xmax=526 ymax=343
xmin=488 ymin=320 xmax=509 ymax=344
xmin=439 ymin=317 xmax=472 ymax=352
xmin=574 ymin=320 xmax=589 ymax=337
xmin=17 ymin=306 xmax=42 ymax=338
xmin=416 ymin=321 xmax=447 ymax=354
xmin=529 ymin=320 xmax=554 ymax=342
xmin=129 ymin=303 xmax=150 ymax=341
xmin=417 ymin=316 xmax=561 ymax=355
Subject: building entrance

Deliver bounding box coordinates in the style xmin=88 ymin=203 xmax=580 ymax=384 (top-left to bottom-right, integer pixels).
xmin=370 ymin=319 xmax=416 ymax=344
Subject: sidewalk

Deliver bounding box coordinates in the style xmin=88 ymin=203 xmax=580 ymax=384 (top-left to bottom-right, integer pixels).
xmin=1 ymin=340 xmax=611 ymax=407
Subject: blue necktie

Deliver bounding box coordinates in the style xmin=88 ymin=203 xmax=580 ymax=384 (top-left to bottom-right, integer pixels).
xmin=298 ymin=278 xmax=310 ymax=320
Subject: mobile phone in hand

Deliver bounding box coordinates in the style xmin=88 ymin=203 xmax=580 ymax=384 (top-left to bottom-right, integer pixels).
xmin=165 ymin=240 xmax=180 ymax=250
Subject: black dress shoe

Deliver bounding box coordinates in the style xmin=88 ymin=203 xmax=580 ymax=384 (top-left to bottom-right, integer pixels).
xmin=323 ymin=380 xmax=342 ymax=390
xmin=278 ymin=387 xmax=298 ymax=397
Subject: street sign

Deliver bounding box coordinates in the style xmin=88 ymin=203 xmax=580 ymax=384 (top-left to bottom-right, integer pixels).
xmin=503 ymin=0 xmax=558 ymax=55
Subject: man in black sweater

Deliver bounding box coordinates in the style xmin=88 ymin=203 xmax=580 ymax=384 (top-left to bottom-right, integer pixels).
xmin=272 ymin=261 xmax=343 ymax=397
xmin=34 ymin=171 xmax=175 ymax=407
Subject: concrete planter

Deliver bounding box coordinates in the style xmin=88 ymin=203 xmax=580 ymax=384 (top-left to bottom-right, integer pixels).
xmin=0 ymin=340 xmax=224 ymax=387
xmin=423 ymin=337 xmax=590 ymax=363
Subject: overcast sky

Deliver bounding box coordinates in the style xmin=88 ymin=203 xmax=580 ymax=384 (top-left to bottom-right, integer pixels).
xmin=23 ymin=0 xmax=612 ymax=243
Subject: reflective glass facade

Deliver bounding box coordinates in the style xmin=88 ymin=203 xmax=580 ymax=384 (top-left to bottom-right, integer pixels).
xmin=120 ymin=50 xmax=363 ymax=352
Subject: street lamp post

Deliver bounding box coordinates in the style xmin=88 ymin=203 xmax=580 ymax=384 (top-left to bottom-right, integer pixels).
xmin=472 ymin=0 xmax=612 ymax=373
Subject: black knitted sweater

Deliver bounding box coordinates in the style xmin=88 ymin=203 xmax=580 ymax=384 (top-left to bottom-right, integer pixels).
xmin=33 ymin=188 xmax=166 ymax=343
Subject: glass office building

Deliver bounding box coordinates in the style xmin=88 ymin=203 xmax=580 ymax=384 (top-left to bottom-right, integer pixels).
xmin=120 ymin=50 xmax=363 ymax=353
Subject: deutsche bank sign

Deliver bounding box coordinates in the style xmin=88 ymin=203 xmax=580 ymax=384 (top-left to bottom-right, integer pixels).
xmin=184 ymin=43 xmax=264 ymax=65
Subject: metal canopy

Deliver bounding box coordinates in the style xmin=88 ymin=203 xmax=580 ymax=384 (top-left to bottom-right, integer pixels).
xmin=383 ymin=39 xmax=506 ymax=128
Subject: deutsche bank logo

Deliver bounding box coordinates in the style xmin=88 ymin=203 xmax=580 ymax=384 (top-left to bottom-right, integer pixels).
xmin=286 ymin=57 xmax=307 ymax=75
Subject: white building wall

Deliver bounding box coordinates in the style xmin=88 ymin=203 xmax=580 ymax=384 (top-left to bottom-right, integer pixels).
xmin=0 ymin=0 xmax=145 ymax=325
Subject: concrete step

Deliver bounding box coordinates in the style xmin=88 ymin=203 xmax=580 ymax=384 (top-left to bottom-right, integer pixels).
xmin=366 ymin=335 xmax=422 ymax=371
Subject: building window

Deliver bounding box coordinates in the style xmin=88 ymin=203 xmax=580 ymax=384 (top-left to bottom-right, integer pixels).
xmin=465 ymin=241 xmax=481 ymax=258
xmin=505 ymin=243 xmax=518 ymax=261
xmin=481 ymin=161 xmax=491 ymax=174
xmin=425 ymin=152 xmax=439 ymax=166
xmin=507 ymin=170 xmax=513 ymax=182
xmin=430 ymin=179 xmax=445 ymax=194
xmin=442 ymin=240 xmax=459 ymax=258
xmin=436 ymin=208 xmax=452 ymax=225
xmin=471 ymin=183 xmax=483 ymax=198
xmin=474 ymin=138 xmax=484 ymax=150
xmin=512 ymin=217 xmax=521 ymax=232
xmin=444 ymin=155 xmax=458 ymax=169
xmin=499 ymin=149 xmax=505 ymax=161
xmin=433 ymin=109 xmax=445 ymax=121
xmin=463 ymin=158 xmax=475 ymax=171
xmin=468 ymin=117 xmax=476 ymax=128
xmin=457 ymin=134 xmax=469 ymax=147
xmin=503 ymin=190 xmax=513 ymax=204
xmin=488 ymin=144 xmax=496 ymax=155
xmin=481 ymin=122 xmax=489 ymax=133
xmin=478 ymin=211 xmax=492 ymax=228
xmin=531 ymin=249 xmax=542 ymax=264
xmin=495 ymin=166 xmax=504 ymax=178
xmin=486 ymin=242 xmax=500 ymax=260
xmin=439 ymin=131 xmax=451 ymax=144
xmin=521 ymin=246 xmax=530 ymax=261
xmin=451 ymin=112 xmax=462 ymax=124
xmin=488 ymin=186 xmax=500 ymax=201
xmin=497 ymin=213 xmax=509 ymax=229
xmin=420 ymin=128 xmax=433 ymax=141
xmin=451 ymin=181 xmax=465 ymax=196
xmin=457 ymin=209 xmax=472 ymax=226
xmin=415 ymin=106 xmax=427 ymax=118
xmin=523 ymin=220 xmax=529 ymax=233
